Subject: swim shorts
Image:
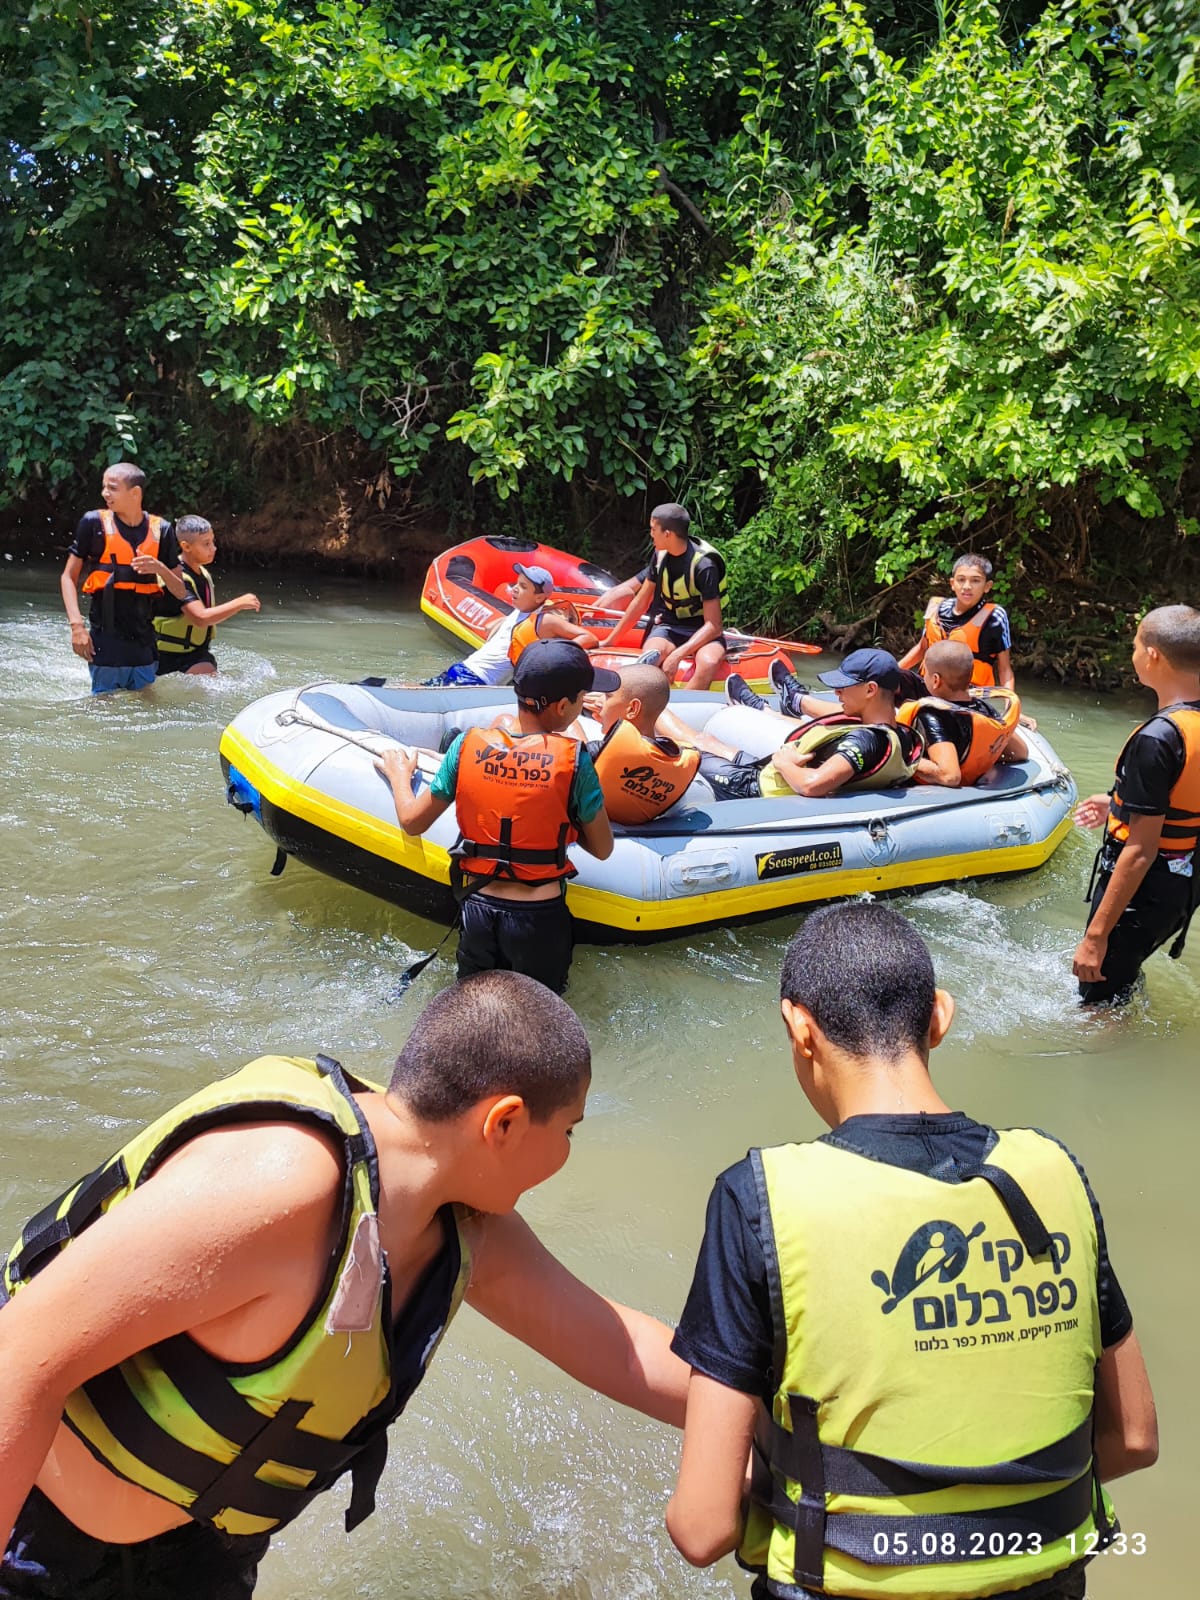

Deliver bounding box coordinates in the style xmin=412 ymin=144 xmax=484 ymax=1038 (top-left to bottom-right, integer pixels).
xmin=0 ymin=1487 xmax=270 ymax=1599
xmin=457 ymin=891 xmax=574 ymax=992
xmin=88 ymin=663 xmax=158 ymax=695
xmin=1079 ymin=852 xmax=1194 ymax=1004
xmin=646 ymin=622 xmax=727 ymax=650
xmin=155 ymin=647 xmax=218 ymax=675
xmin=421 ymin=662 xmax=488 ymax=687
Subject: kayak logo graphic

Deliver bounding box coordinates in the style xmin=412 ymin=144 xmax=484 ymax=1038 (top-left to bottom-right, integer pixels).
xmin=871 ymin=1219 xmax=1082 ymax=1348
xmin=872 ymin=1221 xmax=984 ymax=1314
xmin=619 ymin=762 xmax=678 ymax=802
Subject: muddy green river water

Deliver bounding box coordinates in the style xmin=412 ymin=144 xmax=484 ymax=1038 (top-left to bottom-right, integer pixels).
xmin=0 ymin=565 xmax=1191 ymax=1595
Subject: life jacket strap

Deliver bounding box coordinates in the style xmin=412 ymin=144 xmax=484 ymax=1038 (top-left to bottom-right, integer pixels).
xmin=10 ymin=1157 xmax=129 ymax=1285
xmin=955 ymin=1162 xmax=1053 ymax=1258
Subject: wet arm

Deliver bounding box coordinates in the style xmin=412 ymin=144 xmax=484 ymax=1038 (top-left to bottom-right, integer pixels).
xmin=771 ymin=745 xmax=854 ymax=798
xmin=1073 ymin=812 xmax=1163 ymax=981
xmin=60 ymin=555 xmax=94 ymax=659
xmin=666 ymin=1372 xmax=757 ymax=1565
xmin=466 ymin=1211 xmax=688 ymax=1425
xmin=180 ymin=595 xmax=260 ymax=626
xmin=1094 ymin=1329 xmax=1157 ymax=1480
xmin=375 ymin=748 xmax=451 ymax=834
xmin=668 ymin=598 xmax=724 ymax=660
xmin=576 ymin=809 xmax=614 ymax=861
xmin=0 ymin=1123 xmax=341 ymax=1547
xmin=916 ymin=740 xmax=962 ymax=788
xmin=611 ymin=578 xmax=655 ymax=644
xmin=541 ymin=611 xmax=600 ymax=652
xmin=994 ymin=649 xmax=1015 ymax=691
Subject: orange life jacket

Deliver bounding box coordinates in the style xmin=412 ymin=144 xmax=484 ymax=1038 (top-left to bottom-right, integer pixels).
xmin=80 ymin=510 xmax=165 ymax=596
xmin=1106 ymin=703 xmax=1200 ymax=857
xmin=453 ymin=727 xmax=580 ymax=883
xmin=591 ymin=719 xmax=700 ymax=824
xmin=507 ymin=599 xmax=581 ymax=667
xmin=898 ymin=687 xmax=1021 ymax=785
xmin=923 ymin=602 xmax=1000 ymax=687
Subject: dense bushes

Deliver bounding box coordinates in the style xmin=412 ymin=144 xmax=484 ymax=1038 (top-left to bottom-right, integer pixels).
xmin=2 ymin=1 xmax=1198 ymax=629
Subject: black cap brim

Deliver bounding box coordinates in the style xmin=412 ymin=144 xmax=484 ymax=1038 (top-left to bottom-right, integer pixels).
xmin=590 ymin=665 xmax=622 ymax=693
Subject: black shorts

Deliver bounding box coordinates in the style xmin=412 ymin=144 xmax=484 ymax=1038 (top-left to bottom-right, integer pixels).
xmin=646 ymin=622 xmax=727 ymax=650
xmin=749 ymin=1561 xmax=1088 ymax=1600
xmin=697 ymin=750 xmax=766 ymax=801
xmin=1079 ymin=852 xmax=1194 ymax=1004
xmin=457 ymin=890 xmax=575 ymax=993
xmin=0 ymin=1486 xmax=269 ymax=1599
xmin=156 ymin=647 xmax=218 ymax=675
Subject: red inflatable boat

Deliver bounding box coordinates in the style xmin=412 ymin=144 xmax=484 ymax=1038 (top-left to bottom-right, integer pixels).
xmin=421 ymin=535 xmax=817 ymax=691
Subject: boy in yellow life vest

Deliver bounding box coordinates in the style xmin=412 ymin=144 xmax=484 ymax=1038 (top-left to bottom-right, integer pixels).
xmin=667 ymin=902 xmax=1157 ymax=1600
xmin=0 ymin=972 xmax=689 ymax=1596
xmin=609 ymin=503 xmax=729 ymax=689
xmin=898 ymin=640 xmax=1028 ymax=787
xmin=709 ymin=649 xmax=922 ymax=799
xmin=1073 ymin=604 xmax=1200 ymax=1004
xmin=899 ymin=552 xmax=1015 ymax=690
xmin=377 ymin=640 xmax=619 ymax=993
xmin=154 ymin=515 xmax=262 ymax=676
xmin=59 ymin=462 xmax=187 ymax=694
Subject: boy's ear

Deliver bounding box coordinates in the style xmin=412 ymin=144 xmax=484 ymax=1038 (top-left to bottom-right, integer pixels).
xmin=481 ymin=1094 xmax=529 ymax=1145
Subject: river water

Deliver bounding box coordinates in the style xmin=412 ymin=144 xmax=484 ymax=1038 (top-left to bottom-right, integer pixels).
xmin=0 ymin=563 xmax=1191 ymax=1595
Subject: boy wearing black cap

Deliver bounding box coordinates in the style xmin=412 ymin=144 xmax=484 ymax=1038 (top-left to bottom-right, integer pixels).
xmin=705 ymin=648 xmax=922 ymax=799
xmin=378 ymin=640 xmax=618 ymax=992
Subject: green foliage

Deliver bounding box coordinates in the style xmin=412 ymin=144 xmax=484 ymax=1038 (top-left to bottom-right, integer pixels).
xmin=2 ymin=0 xmax=1199 ymax=636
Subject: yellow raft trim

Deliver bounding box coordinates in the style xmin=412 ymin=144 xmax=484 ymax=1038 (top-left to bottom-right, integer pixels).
xmin=419 ymin=596 xmax=778 ymax=694
xmin=222 ymin=727 xmax=1071 ymax=934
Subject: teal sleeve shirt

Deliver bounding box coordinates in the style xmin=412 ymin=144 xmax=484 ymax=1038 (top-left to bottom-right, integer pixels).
xmin=430 ymin=733 xmax=604 ymax=826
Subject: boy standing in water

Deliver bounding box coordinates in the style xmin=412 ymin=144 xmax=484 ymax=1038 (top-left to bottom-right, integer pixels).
xmin=1074 ymin=604 xmax=1200 ymax=1004
xmin=378 ymin=640 xmax=618 ymax=992
xmin=0 ymin=972 xmax=688 ymax=1596
xmin=899 ymin=552 xmax=1015 ymax=689
xmin=154 ymin=516 xmax=262 ymax=676
xmin=60 ymin=463 xmax=187 ymax=694
xmin=667 ymin=903 xmax=1156 ymax=1600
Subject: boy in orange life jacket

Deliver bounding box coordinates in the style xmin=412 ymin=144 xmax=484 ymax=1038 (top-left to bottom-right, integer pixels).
xmin=899 ymin=552 xmax=1015 ymax=690
xmin=377 ymin=640 xmax=618 ymax=993
xmin=902 ymin=640 xmax=1028 ymax=788
xmin=1073 ymin=605 xmax=1200 ymax=1004
xmin=584 ymin=665 xmax=702 ymax=823
xmin=505 ymin=565 xmax=602 ymax=667
xmin=60 ymin=463 xmax=187 ymax=695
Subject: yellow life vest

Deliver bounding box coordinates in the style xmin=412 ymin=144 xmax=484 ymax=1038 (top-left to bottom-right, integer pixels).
xmin=758 ymin=715 xmax=921 ymax=797
xmin=155 ymin=563 xmax=214 ymax=653
xmin=652 ymin=537 xmax=728 ymax=624
xmin=1 ymin=1055 xmax=471 ymax=1538
xmin=739 ymin=1128 xmax=1114 ymax=1598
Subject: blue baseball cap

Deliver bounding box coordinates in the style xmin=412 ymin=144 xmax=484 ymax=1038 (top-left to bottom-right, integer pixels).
xmin=818 ymin=647 xmax=902 ymax=693
xmin=513 ymin=640 xmax=621 ymax=707
xmin=513 ymin=563 xmax=554 ymax=590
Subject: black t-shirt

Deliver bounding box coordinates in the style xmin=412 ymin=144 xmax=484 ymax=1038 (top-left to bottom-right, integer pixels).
xmin=1113 ymin=710 xmax=1193 ymax=817
xmin=672 ymin=1112 xmax=1131 ymax=1403
xmin=913 ymin=698 xmax=1003 ymax=764
xmin=69 ymin=511 xmax=180 ymax=666
xmin=637 ymin=543 xmax=724 ymax=624
xmin=934 ymin=596 xmax=1011 ymax=664
xmin=827 ymin=721 xmax=920 ymax=777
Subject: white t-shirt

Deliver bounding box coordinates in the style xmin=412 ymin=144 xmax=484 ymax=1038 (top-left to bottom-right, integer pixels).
xmin=461 ymin=609 xmax=520 ymax=684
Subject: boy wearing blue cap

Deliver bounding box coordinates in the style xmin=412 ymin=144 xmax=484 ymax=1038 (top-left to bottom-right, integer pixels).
xmin=424 ymin=565 xmax=597 ymax=687
xmin=379 ymin=640 xmax=618 ymax=991
xmin=706 ymin=649 xmax=923 ymax=799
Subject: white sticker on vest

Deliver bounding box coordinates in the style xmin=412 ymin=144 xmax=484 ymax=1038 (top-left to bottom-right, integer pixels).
xmin=325 ymin=1213 xmax=384 ymax=1335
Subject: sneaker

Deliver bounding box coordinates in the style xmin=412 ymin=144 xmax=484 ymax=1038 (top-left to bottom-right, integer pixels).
xmin=770 ymin=659 xmax=809 ymax=718
xmin=725 ymin=672 xmax=768 ymax=711
xmin=637 ymin=647 xmax=664 ymax=666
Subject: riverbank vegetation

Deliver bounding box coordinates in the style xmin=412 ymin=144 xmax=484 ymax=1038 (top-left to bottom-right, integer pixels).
xmin=2 ymin=1 xmax=1197 ymax=674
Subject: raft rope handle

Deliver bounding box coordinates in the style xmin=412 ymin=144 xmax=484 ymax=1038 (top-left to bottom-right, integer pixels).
xmin=274 ymin=707 xmax=439 ymax=774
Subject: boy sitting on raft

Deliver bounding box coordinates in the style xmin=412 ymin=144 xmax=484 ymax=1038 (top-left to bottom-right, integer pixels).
xmin=609 ymin=503 xmax=729 ymax=689
xmin=706 ymin=649 xmax=923 ymax=800
xmin=154 ymin=515 xmax=262 ymax=676
xmin=900 ymin=640 xmax=1028 ymax=787
xmin=899 ymin=551 xmax=1015 ymax=689
xmin=0 ymin=972 xmax=689 ymax=1597
xmin=424 ymin=563 xmax=599 ymax=687
xmin=377 ymin=640 xmax=618 ymax=993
